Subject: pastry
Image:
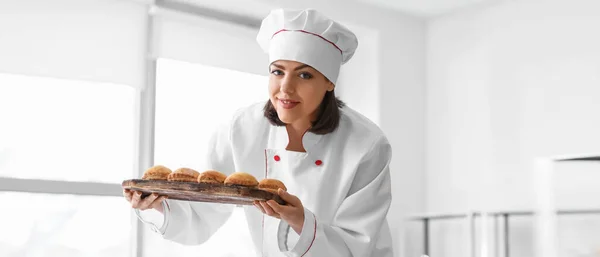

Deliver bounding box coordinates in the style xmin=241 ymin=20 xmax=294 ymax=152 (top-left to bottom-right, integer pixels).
xmin=197 ymin=170 xmax=227 ymax=184
xmin=142 ymin=165 xmax=172 ymax=180
xmin=224 ymin=172 xmax=259 ymax=187
xmin=258 ymin=178 xmax=287 ymax=194
xmin=167 ymin=167 xmax=200 ymax=182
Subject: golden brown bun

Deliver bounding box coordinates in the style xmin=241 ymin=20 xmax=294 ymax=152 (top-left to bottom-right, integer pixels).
xmin=224 ymin=172 xmax=258 ymax=187
xmin=258 ymin=178 xmax=287 ymax=194
xmin=197 ymin=170 xmax=227 ymax=184
xmin=142 ymin=165 xmax=172 ymax=180
xmin=167 ymin=168 xmax=200 ymax=182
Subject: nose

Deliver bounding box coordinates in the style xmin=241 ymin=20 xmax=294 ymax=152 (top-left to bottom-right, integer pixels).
xmin=280 ymin=75 xmax=295 ymax=94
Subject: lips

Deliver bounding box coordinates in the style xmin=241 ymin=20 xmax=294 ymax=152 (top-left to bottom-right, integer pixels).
xmin=278 ymin=98 xmax=299 ymax=109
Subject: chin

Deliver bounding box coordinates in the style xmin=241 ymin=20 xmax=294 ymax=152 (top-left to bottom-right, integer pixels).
xmin=276 ymin=111 xmax=297 ymax=124
xmin=277 ymin=115 xmax=293 ymax=124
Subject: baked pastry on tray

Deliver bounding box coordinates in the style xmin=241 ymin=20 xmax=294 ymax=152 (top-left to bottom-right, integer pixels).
xmin=197 ymin=170 xmax=227 ymax=184
xmin=167 ymin=167 xmax=200 ymax=182
xmin=258 ymin=178 xmax=287 ymax=194
xmin=224 ymin=172 xmax=259 ymax=187
xmin=142 ymin=165 xmax=172 ymax=180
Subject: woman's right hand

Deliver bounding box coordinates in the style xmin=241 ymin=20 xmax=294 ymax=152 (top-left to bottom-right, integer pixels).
xmin=123 ymin=189 xmax=168 ymax=213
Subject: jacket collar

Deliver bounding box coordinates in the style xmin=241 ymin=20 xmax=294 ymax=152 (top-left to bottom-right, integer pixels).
xmin=268 ymin=124 xmax=323 ymax=153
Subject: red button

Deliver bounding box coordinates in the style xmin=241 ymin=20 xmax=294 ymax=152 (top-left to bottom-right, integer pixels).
xmin=274 ymin=155 xmax=281 ymax=161
xmin=315 ymin=160 xmax=323 ymax=166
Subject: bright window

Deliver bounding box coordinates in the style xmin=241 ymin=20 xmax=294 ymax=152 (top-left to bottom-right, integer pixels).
xmin=149 ymin=58 xmax=267 ymax=256
xmin=0 ymin=192 xmax=132 ymax=257
xmin=154 ymin=58 xmax=267 ymax=169
xmin=0 ymin=73 xmax=136 ymax=183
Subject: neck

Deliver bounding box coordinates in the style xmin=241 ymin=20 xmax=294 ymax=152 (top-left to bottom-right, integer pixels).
xmin=285 ymin=119 xmax=312 ymax=152
xmin=287 ymin=119 xmax=311 ymax=136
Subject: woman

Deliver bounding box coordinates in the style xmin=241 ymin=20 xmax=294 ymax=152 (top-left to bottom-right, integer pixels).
xmin=124 ymin=8 xmax=394 ymax=257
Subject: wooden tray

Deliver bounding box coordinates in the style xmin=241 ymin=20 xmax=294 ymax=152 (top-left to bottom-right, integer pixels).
xmin=122 ymin=179 xmax=286 ymax=206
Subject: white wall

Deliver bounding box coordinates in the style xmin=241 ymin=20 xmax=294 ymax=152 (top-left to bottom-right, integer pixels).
xmin=426 ymin=0 xmax=600 ymax=255
xmin=377 ymin=13 xmax=427 ymax=257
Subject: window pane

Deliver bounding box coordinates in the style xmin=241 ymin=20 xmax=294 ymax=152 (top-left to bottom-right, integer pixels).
xmin=0 ymin=73 xmax=136 ymax=183
xmin=154 ymin=58 xmax=267 ymax=170
xmin=0 ymin=192 xmax=132 ymax=257
xmin=143 ymin=207 xmax=256 ymax=257
xmin=150 ymin=58 xmax=267 ymax=255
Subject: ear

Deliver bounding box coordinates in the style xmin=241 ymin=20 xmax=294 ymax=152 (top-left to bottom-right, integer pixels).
xmin=326 ymin=81 xmax=335 ymax=92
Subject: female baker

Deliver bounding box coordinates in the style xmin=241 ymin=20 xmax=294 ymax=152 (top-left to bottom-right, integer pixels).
xmin=124 ymin=8 xmax=394 ymax=257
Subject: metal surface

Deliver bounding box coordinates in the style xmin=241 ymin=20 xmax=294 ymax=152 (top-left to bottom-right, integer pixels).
xmin=409 ymin=208 xmax=600 ymax=257
xmin=503 ymin=214 xmax=509 ymax=257
xmin=423 ymin=218 xmax=429 ymax=255
xmin=0 ymin=177 xmax=121 ymax=196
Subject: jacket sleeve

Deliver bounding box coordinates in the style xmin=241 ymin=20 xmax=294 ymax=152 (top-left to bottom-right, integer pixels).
xmin=136 ymin=116 xmax=237 ymax=245
xmin=277 ymin=136 xmax=393 ymax=256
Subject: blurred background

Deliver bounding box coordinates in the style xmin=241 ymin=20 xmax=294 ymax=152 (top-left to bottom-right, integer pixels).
xmin=0 ymin=0 xmax=599 ymax=256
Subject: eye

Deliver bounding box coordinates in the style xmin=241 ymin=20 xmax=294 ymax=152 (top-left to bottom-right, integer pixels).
xmin=299 ymin=72 xmax=313 ymax=79
xmin=271 ymin=69 xmax=283 ymax=76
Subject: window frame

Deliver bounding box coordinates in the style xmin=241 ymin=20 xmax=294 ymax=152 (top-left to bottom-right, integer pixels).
xmin=0 ymin=1 xmax=263 ymax=257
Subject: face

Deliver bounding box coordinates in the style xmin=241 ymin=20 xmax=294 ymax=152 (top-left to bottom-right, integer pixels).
xmin=269 ymin=60 xmax=334 ymax=126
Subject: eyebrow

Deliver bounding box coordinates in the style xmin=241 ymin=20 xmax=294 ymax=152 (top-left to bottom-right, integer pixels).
xmin=270 ymin=63 xmax=311 ymax=71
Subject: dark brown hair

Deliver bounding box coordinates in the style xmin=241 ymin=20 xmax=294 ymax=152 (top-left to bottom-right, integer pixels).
xmin=263 ymin=90 xmax=345 ymax=135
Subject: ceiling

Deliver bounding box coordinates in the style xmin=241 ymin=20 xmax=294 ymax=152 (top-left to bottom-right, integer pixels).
xmin=354 ymin=0 xmax=503 ymax=17
xmin=173 ymin=0 xmax=504 ymax=20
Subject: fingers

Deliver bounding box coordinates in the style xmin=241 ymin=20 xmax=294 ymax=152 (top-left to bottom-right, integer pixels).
xmin=125 ymin=190 xmax=166 ymax=211
xmin=254 ymin=189 xmax=303 ymax=221
xmin=254 ymin=200 xmax=265 ymax=214
xmin=267 ymin=198 xmax=304 ymax=232
xmin=277 ymin=189 xmax=302 ymax=207
xmin=266 ymin=200 xmax=285 ymax=213
xmin=139 ymin=193 xmax=159 ymax=210
xmin=261 ymin=201 xmax=281 ymax=219
xmin=131 ymin=191 xmax=141 ymax=208
xmin=150 ymin=195 xmax=168 ymax=209
xmin=123 ymin=189 xmax=132 ymax=202
xmin=254 ymin=200 xmax=280 ymax=219
xmin=130 ymin=191 xmax=150 ymax=209
xmin=260 ymin=201 xmax=275 ymax=216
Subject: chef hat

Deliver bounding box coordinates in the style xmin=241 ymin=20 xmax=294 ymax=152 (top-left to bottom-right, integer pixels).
xmin=256 ymin=9 xmax=358 ymax=84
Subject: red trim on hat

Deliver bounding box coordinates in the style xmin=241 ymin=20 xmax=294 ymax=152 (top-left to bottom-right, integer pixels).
xmin=272 ymin=29 xmax=342 ymax=54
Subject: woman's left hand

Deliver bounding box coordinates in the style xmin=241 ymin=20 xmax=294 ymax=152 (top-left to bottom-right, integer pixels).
xmin=254 ymin=189 xmax=305 ymax=234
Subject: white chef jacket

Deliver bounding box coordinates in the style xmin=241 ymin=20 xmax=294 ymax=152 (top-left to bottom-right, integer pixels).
xmin=137 ymin=102 xmax=394 ymax=257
